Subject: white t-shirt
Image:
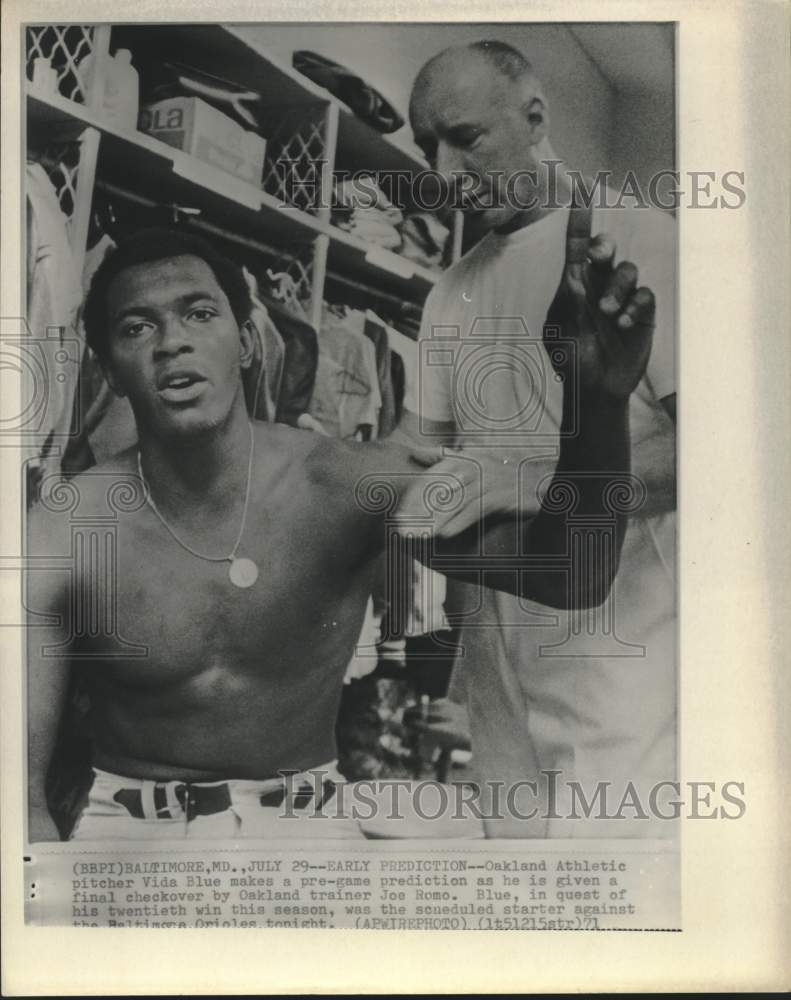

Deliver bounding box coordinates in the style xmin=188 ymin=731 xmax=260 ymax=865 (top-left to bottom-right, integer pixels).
xmin=407 ymin=204 xmax=677 ymax=838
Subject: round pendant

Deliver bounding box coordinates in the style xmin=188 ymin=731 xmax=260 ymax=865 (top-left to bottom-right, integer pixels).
xmin=228 ymin=557 xmax=259 ymax=589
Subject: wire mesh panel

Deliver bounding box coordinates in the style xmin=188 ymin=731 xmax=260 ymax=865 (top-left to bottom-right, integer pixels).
xmin=27 ymin=25 xmax=110 ymax=261
xmin=26 ymin=26 xmax=95 ymax=104
xmin=36 ymin=145 xmax=83 ymax=229
xmin=262 ymin=104 xmax=328 ymax=216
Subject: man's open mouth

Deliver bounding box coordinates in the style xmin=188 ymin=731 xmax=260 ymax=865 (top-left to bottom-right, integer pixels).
xmin=157 ymin=371 xmax=207 ymax=402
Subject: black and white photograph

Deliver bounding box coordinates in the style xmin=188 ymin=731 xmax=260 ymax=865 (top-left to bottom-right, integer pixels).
xmin=2 ymin=2 xmax=788 ymax=994
xmin=21 ymin=19 xmax=677 ymax=845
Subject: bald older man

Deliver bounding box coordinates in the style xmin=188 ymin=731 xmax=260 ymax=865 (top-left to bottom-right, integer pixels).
xmin=399 ymin=41 xmax=677 ymax=838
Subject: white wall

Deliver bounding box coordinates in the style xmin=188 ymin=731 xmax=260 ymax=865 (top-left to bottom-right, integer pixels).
xmin=609 ymin=89 xmax=675 ymax=194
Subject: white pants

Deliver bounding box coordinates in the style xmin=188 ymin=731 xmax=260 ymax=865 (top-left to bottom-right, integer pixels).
xmin=70 ymin=764 xmax=365 ymax=841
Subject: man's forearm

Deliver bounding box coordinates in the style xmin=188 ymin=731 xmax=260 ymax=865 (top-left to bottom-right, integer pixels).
xmin=523 ymin=389 xmax=631 ymax=603
xmin=552 ymin=388 xmax=631 ymax=512
xmin=426 ymin=388 xmax=633 ymax=607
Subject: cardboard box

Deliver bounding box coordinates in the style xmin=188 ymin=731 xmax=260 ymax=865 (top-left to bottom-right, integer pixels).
xmin=138 ymin=97 xmax=266 ymax=185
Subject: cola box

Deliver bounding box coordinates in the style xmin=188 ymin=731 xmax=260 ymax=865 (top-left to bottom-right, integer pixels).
xmin=138 ymin=97 xmax=266 ymax=185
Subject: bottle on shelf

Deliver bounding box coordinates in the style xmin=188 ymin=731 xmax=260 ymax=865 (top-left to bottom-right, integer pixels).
xmin=77 ymin=48 xmax=139 ymax=128
xmin=32 ymin=56 xmax=58 ymax=93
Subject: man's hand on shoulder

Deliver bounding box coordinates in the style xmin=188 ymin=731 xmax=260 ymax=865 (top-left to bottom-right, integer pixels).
xmin=352 ymin=439 xmax=445 ymax=522
xmin=394 ymin=448 xmax=517 ymax=538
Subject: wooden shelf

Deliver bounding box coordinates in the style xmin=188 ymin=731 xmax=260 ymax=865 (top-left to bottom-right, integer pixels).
xmin=28 ymin=86 xmax=436 ymax=304
xmin=217 ymin=24 xmax=430 ymax=176
xmin=26 ymin=86 xmax=104 ymax=138
xmin=328 ymin=225 xmax=437 ymax=298
xmin=27 ymin=87 xmax=320 ymax=242
xmin=116 ymin=24 xmax=431 ymax=195
xmin=112 ymin=24 xmax=331 ymax=112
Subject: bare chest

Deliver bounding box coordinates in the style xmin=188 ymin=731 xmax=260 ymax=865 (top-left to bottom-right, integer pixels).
xmin=73 ymin=492 xmax=373 ymax=687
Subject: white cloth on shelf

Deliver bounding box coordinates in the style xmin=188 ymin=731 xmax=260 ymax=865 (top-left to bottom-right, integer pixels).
xmin=333 ymin=179 xmax=403 ymax=249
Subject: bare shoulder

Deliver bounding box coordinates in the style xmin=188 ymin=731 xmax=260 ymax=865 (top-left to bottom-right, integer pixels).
xmin=306 ymin=435 xmax=424 ymax=481
xmin=253 ymin=421 xmax=431 ymax=517
xmin=27 ymin=449 xmax=140 ymax=556
xmin=305 ymin=437 xmax=439 ymax=522
xmin=251 ymin=420 xmax=341 ymax=486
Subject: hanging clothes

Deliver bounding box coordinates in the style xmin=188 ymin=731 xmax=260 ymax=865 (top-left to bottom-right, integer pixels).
xmin=242 ymin=268 xmax=284 ymax=422
xmin=389 ymin=348 xmax=405 ymax=427
xmin=60 ymin=233 xmax=119 ymax=476
xmin=309 ymin=305 xmax=381 ymax=440
xmin=384 ymin=323 xmax=418 ymax=376
xmin=262 ymin=295 xmax=319 ymax=427
xmin=363 ymin=310 xmax=403 ymax=439
xmin=25 ymin=162 xmax=83 ymax=474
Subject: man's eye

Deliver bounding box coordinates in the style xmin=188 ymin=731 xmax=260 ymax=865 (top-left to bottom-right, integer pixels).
xmin=123 ymin=321 xmax=153 ymax=338
xmin=189 ymin=308 xmax=217 ymax=322
xmin=456 ymin=130 xmax=482 ymax=148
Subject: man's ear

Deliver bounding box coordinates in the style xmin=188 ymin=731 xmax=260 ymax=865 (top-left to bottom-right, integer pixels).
xmin=522 ymin=96 xmax=548 ymax=145
xmin=239 ymin=319 xmax=255 ymax=370
xmin=100 ymin=357 xmax=126 ymax=398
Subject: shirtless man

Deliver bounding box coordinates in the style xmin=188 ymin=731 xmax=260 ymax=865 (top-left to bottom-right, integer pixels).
xmin=26 ymin=223 xmax=654 ymax=841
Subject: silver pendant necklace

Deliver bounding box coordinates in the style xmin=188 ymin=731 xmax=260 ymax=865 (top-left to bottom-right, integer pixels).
xmin=136 ymin=422 xmax=259 ymax=589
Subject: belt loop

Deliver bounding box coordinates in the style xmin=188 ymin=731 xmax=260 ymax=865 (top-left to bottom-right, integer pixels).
xmin=165 ymin=781 xmax=186 ymax=818
xmin=140 ymin=781 xmax=157 ymax=820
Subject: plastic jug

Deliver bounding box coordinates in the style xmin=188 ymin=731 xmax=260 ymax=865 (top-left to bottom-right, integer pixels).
xmin=32 ymin=56 xmax=59 ymax=93
xmin=77 ymin=48 xmax=139 ymax=128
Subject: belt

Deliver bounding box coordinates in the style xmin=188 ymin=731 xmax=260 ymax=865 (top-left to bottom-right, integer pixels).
xmin=113 ymin=778 xmax=337 ymax=821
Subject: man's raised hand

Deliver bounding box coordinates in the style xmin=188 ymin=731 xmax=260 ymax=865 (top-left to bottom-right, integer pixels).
xmin=545 ymin=198 xmax=655 ymax=399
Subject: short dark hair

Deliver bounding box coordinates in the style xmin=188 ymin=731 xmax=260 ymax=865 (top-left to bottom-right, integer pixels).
xmin=83 ymin=227 xmax=252 ymax=358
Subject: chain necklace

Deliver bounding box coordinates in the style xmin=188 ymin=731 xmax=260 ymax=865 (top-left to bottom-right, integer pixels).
xmin=136 ymin=422 xmax=259 ymax=589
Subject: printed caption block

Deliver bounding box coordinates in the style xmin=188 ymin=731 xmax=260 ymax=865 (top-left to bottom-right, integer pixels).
xmin=26 ymin=841 xmax=680 ymax=931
